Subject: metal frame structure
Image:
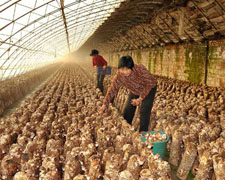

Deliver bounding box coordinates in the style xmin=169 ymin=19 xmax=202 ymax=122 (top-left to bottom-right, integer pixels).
xmin=80 ymin=0 xmax=225 ymax=53
xmin=0 ymin=0 xmax=125 ymax=80
xmin=2 ymin=0 xmax=225 ymax=81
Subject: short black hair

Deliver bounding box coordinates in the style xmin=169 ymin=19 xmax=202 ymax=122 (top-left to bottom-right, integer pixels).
xmin=118 ymin=56 xmax=134 ymax=69
xmin=90 ymin=49 xmax=99 ymax=56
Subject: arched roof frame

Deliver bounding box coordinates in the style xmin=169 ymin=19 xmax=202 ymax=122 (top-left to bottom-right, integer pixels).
xmin=0 ymin=0 xmax=125 ymax=80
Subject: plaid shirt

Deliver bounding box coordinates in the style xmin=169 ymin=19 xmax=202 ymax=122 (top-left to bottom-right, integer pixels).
xmin=103 ymin=64 xmax=157 ymax=107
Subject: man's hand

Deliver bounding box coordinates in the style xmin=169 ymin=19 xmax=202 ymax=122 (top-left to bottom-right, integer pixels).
xmin=131 ymin=97 xmax=143 ymax=106
xmin=98 ymin=104 xmax=106 ymax=114
xmin=103 ymin=65 xmax=106 ymax=70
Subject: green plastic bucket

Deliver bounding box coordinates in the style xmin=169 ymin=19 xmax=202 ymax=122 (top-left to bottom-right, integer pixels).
xmin=141 ymin=131 xmax=169 ymax=159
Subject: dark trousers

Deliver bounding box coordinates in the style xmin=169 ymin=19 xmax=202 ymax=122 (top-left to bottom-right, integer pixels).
xmin=97 ymin=74 xmax=105 ymax=92
xmin=123 ymin=86 xmax=157 ymax=132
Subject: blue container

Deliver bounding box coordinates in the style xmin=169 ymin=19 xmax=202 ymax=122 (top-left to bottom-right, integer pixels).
xmin=141 ymin=131 xmax=169 ymax=159
xmin=97 ymin=66 xmax=112 ymax=75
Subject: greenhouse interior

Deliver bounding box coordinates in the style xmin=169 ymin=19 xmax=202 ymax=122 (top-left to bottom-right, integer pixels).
xmin=0 ymin=0 xmax=225 ymax=180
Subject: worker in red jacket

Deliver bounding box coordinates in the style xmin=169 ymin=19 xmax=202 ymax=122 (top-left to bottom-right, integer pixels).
xmin=90 ymin=49 xmax=108 ymax=92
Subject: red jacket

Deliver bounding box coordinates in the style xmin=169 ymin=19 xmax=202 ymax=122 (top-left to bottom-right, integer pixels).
xmin=92 ymin=55 xmax=107 ymax=67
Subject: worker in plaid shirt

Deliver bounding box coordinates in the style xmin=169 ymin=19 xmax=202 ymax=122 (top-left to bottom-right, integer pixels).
xmin=99 ymin=56 xmax=157 ymax=132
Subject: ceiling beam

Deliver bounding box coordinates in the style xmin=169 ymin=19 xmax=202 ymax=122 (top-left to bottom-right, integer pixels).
xmin=60 ymin=0 xmax=70 ymax=53
xmin=0 ymin=41 xmax=53 ymax=55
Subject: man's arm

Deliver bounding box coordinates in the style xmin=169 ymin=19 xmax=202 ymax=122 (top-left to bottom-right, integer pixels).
xmin=99 ymin=74 xmax=121 ymax=114
xmin=92 ymin=58 xmax=96 ymax=67
xmin=99 ymin=56 xmax=107 ymax=68
xmin=103 ymin=73 xmax=121 ymax=107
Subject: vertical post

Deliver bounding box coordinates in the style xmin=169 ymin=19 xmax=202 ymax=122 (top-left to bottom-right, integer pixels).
xmin=60 ymin=0 xmax=70 ymax=53
xmin=178 ymin=10 xmax=184 ymax=36
xmin=205 ymin=40 xmax=209 ymax=85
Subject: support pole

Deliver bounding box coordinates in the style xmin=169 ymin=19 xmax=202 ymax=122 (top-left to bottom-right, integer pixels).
xmin=205 ymin=40 xmax=209 ymax=85
xmin=60 ymin=0 xmax=70 ymax=53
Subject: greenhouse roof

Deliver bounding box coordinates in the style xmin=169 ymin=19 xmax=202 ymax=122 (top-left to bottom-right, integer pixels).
xmin=0 ymin=0 xmax=124 ymax=80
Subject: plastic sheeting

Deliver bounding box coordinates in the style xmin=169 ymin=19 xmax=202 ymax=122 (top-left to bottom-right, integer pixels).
xmin=0 ymin=0 xmax=124 ymax=80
